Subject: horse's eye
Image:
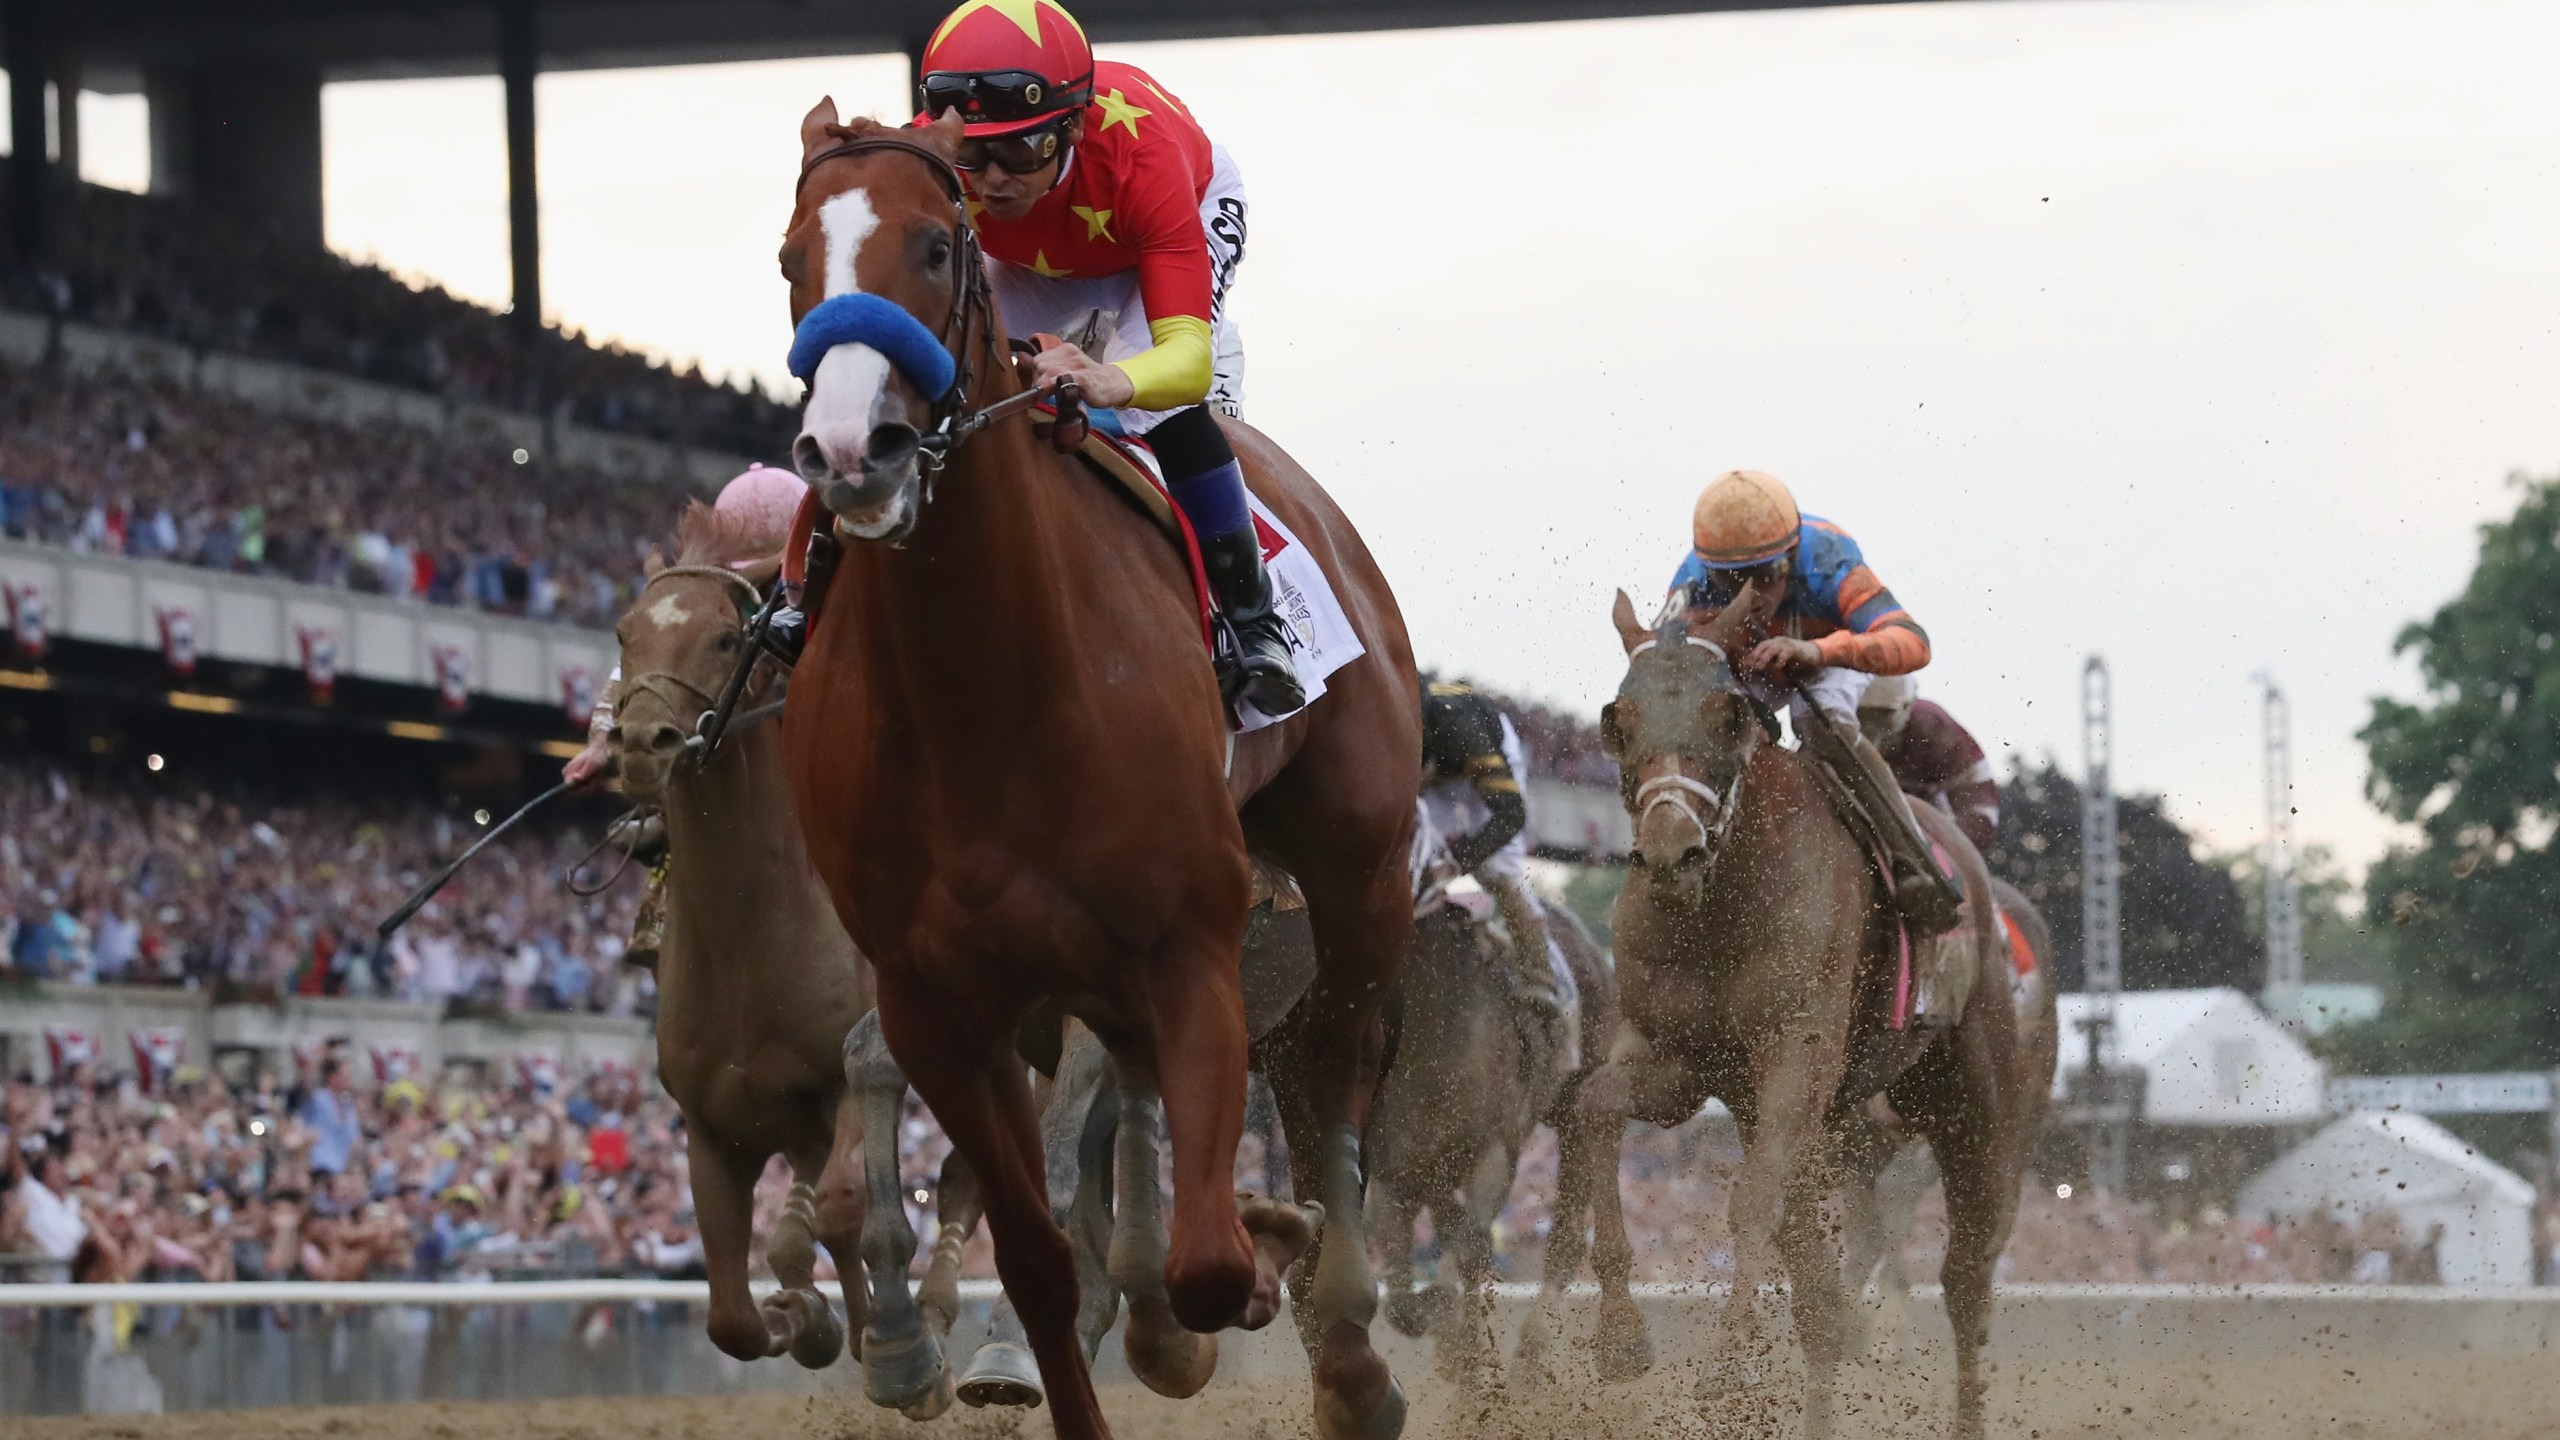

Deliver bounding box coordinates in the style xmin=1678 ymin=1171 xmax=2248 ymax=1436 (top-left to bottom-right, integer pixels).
xmin=716 ymin=630 xmax=740 ymax=652
xmin=927 ymin=236 xmax=953 ymax=269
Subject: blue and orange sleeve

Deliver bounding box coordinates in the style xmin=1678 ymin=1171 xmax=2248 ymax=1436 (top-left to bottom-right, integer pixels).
xmin=1800 ymin=520 xmax=1930 ymax=674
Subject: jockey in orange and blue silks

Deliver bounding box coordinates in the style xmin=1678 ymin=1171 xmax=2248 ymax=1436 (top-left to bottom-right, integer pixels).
xmin=1669 ymin=469 xmax=1964 ymax=937
xmin=908 ymin=0 xmax=1302 ymax=716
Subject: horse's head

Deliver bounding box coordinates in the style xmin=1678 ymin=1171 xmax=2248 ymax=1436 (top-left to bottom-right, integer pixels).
xmin=780 ymin=103 xmax=983 ymax=544
xmin=1601 ymin=582 xmax=1772 ymax=899
xmin=609 ymin=503 xmax=779 ymax=806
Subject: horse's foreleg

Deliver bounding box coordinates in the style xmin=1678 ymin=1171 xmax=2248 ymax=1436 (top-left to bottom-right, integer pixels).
xmin=1372 ymin=1177 xmax=1427 ymax=1340
xmin=918 ymin=1146 xmax=976 ymax=1339
xmin=1109 ymin=1077 xmax=1222 ymax=1398
xmin=1440 ymin=1148 xmax=1511 ymax=1391
xmin=1776 ymin=1168 xmax=1850 ymax=1440
xmin=1513 ymin=1082 xmax=1598 ymax=1385
xmin=844 ymin=1011 xmax=954 ymax=1419
xmin=686 ymin=1130 xmax=786 ymax=1362
xmin=881 ymin=984 xmax=1112 ymax=1440
xmin=1707 ymin=1049 xmax=1832 ymax=1407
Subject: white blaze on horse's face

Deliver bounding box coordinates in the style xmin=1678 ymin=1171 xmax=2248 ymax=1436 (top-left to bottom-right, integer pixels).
xmin=794 ymin=187 xmax=922 ymax=541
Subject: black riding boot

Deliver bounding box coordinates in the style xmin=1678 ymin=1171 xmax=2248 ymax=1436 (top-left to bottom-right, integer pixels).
xmin=1198 ymin=525 xmax=1306 ymax=716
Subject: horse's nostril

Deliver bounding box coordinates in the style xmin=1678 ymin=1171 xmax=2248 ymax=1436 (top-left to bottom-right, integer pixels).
xmin=647 ymin=723 xmax=685 ymax=756
xmin=792 ymin=433 xmax=832 ymax=483
xmin=863 ymin=423 xmax=920 ymax=474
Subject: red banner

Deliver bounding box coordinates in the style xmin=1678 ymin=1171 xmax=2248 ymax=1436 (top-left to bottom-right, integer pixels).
xmin=5 ymin=581 xmax=45 ymax=660
xmin=431 ymin=644 xmax=471 ymax=713
xmin=156 ymin=606 xmax=198 ymax=677
xmin=129 ymin=1027 xmax=187 ymax=1093
xmin=299 ymin=626 xmax=341 ymax=703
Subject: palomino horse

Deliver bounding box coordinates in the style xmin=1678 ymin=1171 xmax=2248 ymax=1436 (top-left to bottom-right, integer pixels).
xmin=1549 ymin=584 xmax=2036 ymax=1440
xmin=1837 ymin=874 xmax=2060 ymax=1358
xmin=1370 ymin=867 xmax=1616 ymax=1390
xmin=608 ymin=510 xmax=888 ymax=1387
xmin=776 ymin=108 xmax=1421 ymax=1440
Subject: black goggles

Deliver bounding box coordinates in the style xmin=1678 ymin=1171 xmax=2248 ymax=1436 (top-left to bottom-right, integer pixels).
xmin=921 ymin=69 xmax=1093 ymax=125
xmin=955 ymin=122 xmax=1068 ymax=176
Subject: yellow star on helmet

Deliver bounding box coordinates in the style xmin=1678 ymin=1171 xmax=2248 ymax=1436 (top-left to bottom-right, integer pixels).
xmin=1070 ymin=205 xmax=1114 ymax=242
xmin=1030 ymin=250 xmax=1072 ymax=277
xmin=1093 ymin=88 xmax=1151 ymax=137
xmin=929 ymin=0 xmax=1052 ymax=49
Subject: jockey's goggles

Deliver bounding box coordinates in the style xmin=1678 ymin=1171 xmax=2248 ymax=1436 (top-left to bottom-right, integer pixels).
xmin=954 ymin=121 xmax=1069 ymax=176
xmin=922 ymin=69 xmax=1094 ymax=127
xmin=1696 ymin=554 xmax=1791 ymax=595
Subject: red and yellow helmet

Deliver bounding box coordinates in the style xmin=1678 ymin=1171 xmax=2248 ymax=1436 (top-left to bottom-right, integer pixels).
xmin=919 ymin=0 xmax=1096 ymax=137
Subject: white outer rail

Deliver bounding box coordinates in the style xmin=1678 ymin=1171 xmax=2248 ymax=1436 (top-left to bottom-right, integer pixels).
xmin=5 ymin=1279 xmax=2556 ymax=1309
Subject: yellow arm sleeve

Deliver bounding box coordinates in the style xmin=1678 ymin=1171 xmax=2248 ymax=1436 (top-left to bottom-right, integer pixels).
xmin=1110 ymin=315 xmax=1215 ymax=412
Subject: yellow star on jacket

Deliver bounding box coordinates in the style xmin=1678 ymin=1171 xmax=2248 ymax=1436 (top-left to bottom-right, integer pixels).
xmin=1093 ymin=88 xmax=1151 ymax=137
xmin=964 ymin=60 xmax=1221 ymax=412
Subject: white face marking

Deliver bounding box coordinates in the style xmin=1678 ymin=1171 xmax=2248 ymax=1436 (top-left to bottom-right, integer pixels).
xmin=801 ymin=187 xmax=893 ymax=470
xmin=646 ymin=593 xmax=693 ymax=630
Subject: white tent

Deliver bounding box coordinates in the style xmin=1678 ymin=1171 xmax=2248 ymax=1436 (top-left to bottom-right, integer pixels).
xmin=2238 ymin=1111 xmax=2536 ymax=1286
xmin=2054 ymin=987 xmax=2327 ymax=1125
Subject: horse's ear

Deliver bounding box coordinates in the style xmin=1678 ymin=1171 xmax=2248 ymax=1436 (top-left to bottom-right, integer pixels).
xmin=737 ymin=554 xmax=784 ymax=592
xmin=1610 ymin=589 xmax=1648 ymax=655
xmin=801 ymin=97 xmax=843 ymax=165
xmin=916 ymin=108 xmax=965 ymax=160
xmin=643 ymin=545 xmax=666 ymax=579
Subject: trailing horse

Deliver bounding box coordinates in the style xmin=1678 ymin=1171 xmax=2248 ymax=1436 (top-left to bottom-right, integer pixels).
xmin=1369 ymin=853 xmax=1615 ymax=1391
xmin=608 ymin=511 xmax=931 ymax=1404
xmin=775 ymin=108 xmax=1421 ymax=1440
xmin=1540 ymin=584 xmax=2038 ymax=1440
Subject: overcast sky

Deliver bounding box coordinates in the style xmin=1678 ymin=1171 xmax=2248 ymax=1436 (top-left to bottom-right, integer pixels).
xmin=41 ymin=0 xmax=2560 ymax=875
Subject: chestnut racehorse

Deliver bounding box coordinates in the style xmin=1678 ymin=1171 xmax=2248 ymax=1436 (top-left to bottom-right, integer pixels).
xmin=1555 ymin=585 xmax=2036 ymax=1440
xmin=776 ymin=108 xmax=1421 ymax=1440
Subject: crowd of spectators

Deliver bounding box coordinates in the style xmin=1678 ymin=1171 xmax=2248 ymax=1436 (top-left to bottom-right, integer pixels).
xmin=0 ymin=1059 xmax=719 ymax=1286
xmin=2 ymin=179 xmax=795 ymax=455
xmin=0 ymin=362 xmax=698 ymax=629
xmin=0 ymin=757 xmax=646 ymax=1017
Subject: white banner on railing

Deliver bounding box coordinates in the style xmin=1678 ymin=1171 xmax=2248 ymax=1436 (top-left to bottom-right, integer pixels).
xmin=2326 ymin=1072 xmax=2553 ymax=1115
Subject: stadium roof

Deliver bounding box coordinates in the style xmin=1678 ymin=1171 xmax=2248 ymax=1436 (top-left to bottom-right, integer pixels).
xmin=65 ymin=0 xmax=1926 ymax=84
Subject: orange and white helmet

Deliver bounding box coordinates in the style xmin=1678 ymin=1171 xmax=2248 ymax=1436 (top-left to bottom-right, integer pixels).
xmin=918 ymin=0 xmax=1096 ymax=137
xmin=713 ymin=463 xmax=804 ymax=561
xmin=1689 ymin=469 xmax=1801 ymax=569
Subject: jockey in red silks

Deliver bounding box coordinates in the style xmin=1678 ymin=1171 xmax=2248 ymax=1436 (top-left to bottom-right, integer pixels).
xmin=1858 ymin=675 xmax=2002 ymax=857
xmin=1669 ymin=468 xmax=1964 ymax=932
xmin=914 ymin=0 xmax=1302 ymax=715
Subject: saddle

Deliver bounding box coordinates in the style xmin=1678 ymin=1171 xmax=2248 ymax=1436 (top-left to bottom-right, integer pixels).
xmin=1803 ymin=761 xmax=1982 ymax=1031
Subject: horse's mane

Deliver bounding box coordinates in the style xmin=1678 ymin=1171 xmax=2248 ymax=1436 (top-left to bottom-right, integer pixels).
xmin=673 ymin=501 xmax=783 ymax=568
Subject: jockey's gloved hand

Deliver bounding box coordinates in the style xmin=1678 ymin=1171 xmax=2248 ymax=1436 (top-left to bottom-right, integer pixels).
xmin=763 ymin=605 xmax=808 ymax=665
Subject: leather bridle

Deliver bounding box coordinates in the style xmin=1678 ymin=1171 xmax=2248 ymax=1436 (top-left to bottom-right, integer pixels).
xmin=794 ymin=133 xmax=1062 ymax=469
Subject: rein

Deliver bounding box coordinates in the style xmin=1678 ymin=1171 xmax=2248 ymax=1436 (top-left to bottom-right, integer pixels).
xmin=792 ymin=133 xmax=1052 ymax=473
xmin=622 ymin=564 xmax=782 ymax=771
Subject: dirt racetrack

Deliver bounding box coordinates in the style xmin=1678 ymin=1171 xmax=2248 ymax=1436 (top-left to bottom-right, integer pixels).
xmin=12 ymin=1352 xmax=2555 ymax=1440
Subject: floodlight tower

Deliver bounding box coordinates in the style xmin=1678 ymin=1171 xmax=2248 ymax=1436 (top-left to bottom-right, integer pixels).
xmin=2080 ymin=656 xmax=2128 ymax=1196
xmin=2259 ymin=677 xmax=2304 ymax=1020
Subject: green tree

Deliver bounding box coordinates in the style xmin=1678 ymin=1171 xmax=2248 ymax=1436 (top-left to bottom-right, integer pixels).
xmin=1989 ymin=758 xmax=2260 ymax=993
xmin=2334 ymin=471 xmax=2560 ymax=1072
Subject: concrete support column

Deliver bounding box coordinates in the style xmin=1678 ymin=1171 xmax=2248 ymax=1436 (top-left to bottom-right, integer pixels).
xmin=145 ymin=63 xmax=323 ymax=246
xmin=4 ymin=0 xmax=54 ymax=261
xmin=47 ymin=44 xmax=73 ymax=176
xmin=499 ymin=0 xmax=542 ymax=343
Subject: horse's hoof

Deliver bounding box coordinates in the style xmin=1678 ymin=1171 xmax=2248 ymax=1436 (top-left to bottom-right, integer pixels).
xmin=1125 ymin=1308 xmax=1219 ymax=1400
xmin=859 ymin=1325 xmax=950 ymax=1412
xmin=1597 ymin=1324 xmax=1655 ymax=1383
xmin=1316 ymin=1371 xmax=1407 ymax=1440
xmin=956 ymin=1340 xmax=1045 ymax=1409
xmin=786 ymin=1296 xmax=845 ymax=1371
xmin=902 ymin=1368 xmax=957 ymax=1422
xmin=1383 ymin=1288 xmax=1433 ymax=1338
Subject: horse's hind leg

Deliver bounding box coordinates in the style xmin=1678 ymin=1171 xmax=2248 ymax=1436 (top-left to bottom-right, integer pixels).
xmin=918 ymin=1147 xmax=976 ymax=1340
xmin=1513 ymin=1080 xmax=1599 ymax=1385
xmin=1439 ymin=1147 xmax=1512 ymax=1391
xmin=1898 ymin=1038 xmax=2018 ymax=1440
xmin=1373 ymin=1178 xmax=1428 ymax=1339
xmin=844 ymin=1012 xmax=955 ymax=1419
